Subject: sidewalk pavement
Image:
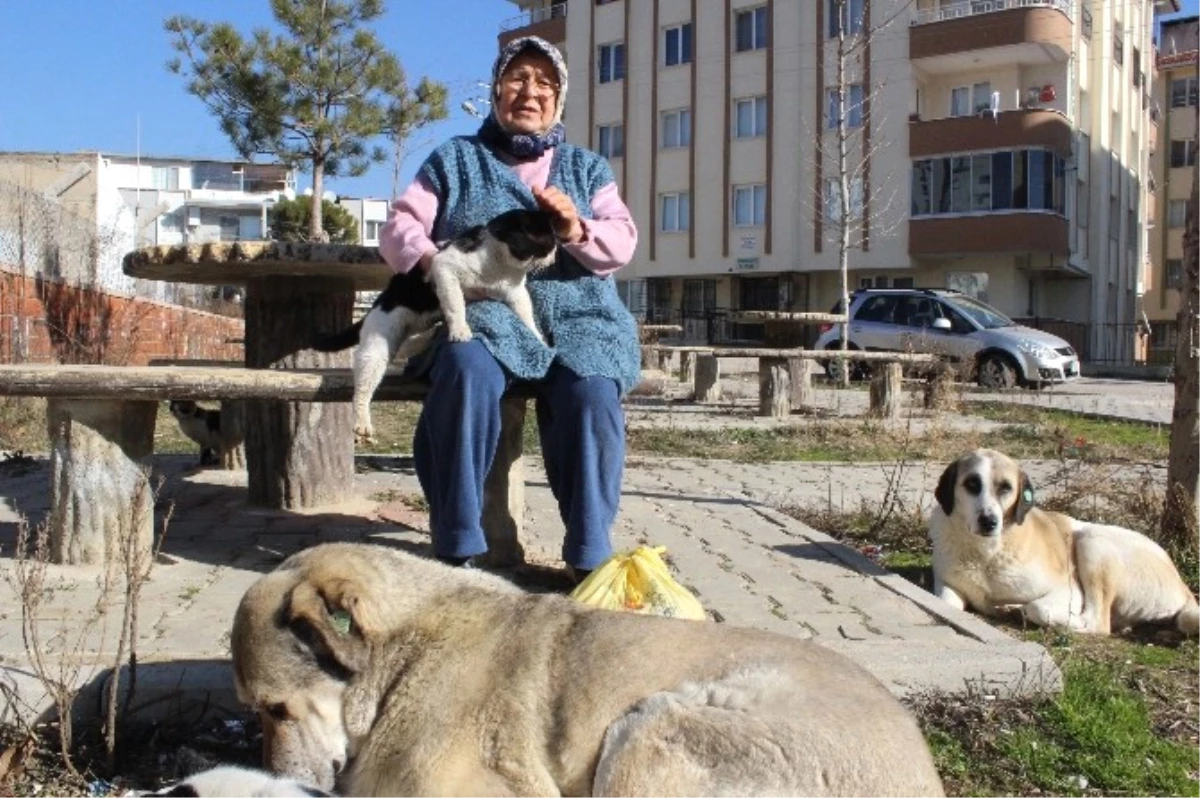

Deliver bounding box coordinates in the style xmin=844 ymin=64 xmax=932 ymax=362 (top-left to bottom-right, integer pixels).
xmin=0 ymin=446 xmax=1063 ymax=727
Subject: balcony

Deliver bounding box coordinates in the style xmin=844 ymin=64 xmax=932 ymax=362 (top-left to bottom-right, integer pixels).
xmin=909 ymin=109 xmax=1073 ymax=158
xmin=499 ymin=3 xmax=566 ymax=48
xmin=910 ymin=213 xmax=1069 ymax=256
xmin=910 ymin=0 xmax=1073 ymax=73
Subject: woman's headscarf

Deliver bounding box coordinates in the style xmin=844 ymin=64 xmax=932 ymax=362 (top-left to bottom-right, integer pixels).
xmin=479 ymin=35 xmax=569 ymax=159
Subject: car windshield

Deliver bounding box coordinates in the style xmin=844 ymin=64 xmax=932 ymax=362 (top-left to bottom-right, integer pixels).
xmin=947 ymin=295 xmax=1013 ymax=329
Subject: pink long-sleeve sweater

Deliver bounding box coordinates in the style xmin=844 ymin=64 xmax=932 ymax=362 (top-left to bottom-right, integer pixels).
xmin=378 ymin=147 xmax=636 ymax=277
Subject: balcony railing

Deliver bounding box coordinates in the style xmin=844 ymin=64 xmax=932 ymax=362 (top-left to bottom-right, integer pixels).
xmin=500 ymin=3 xmax=567 ymax=32
xmin=912 ymin=0 xmax=1071 ymax=26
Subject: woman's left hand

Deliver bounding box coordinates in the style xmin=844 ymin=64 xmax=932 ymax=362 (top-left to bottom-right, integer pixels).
xmin=533 ymin=186 xmax=583 ymax=244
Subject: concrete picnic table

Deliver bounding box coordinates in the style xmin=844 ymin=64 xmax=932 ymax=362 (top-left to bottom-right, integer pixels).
xmin=124 ymin=241 xmax=394 ymax=510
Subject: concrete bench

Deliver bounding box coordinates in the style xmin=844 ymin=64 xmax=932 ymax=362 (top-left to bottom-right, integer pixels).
xmin=0 ymin=363 xmax=531 ymax=570
xmin=646 ymin=346 xmax=940 ymax=419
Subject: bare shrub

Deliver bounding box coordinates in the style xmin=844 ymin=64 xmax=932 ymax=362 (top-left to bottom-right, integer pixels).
xmin=0 ymin=475 xmax=170 ymax=777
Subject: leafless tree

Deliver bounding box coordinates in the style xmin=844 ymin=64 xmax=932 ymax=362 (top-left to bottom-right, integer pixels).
xmin=819 ymin=0 xmax=911 ymax=385
xmin=1162 ymin=180 xmax=1198 ymax=546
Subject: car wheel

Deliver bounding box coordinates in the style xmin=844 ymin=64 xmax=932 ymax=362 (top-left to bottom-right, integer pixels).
xmin=977 ymin=353 xmax=1019 ymax=390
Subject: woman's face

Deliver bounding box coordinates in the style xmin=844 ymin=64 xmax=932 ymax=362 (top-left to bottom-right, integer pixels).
xmin=495 ymin=50 xmax=559 ymax=135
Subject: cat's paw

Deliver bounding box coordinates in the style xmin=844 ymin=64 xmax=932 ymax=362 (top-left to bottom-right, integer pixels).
xmin=354 ymin=423 xmax=375 ymax=444
xmin=446 ymin=326 xmax=474 ymax=343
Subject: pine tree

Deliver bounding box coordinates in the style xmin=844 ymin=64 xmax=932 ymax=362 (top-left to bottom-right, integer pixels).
xmin=166 ymin=0 xmax=447 ymax=240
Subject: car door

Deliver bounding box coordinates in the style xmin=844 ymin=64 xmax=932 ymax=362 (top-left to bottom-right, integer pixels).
xmin=849 ymin=294 xmax=901 ymax=350
xmin=914 ymin=300 xmax=980 ymax=364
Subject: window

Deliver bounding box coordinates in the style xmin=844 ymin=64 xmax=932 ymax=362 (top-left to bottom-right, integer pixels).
xmin=1171 ymin=77 xmax=1199 ymax=108
xmin=364 ymin=220 xmax=382 ymax=243
xmin=1081 ymin=2 xmax=1092 ymax=39
xmin=1171 ymin=139 xmax=1197 ymax=168
xmin=826 ymin=84 xmax=864 ymax=128
xmin=195 ymin=162 xmax=239 ymax=191
xmin=663 ymin=23 xmax=693 ymax=66
xmin=598 ymin=42 xmax=625 ymax=84
xmin=661 ymin=108 xmax=692 ymax=148
xmin=1165 ymin=259 xmax=1183 ymax=290
xmin=646 ymin=278 xmax=673 ymax=323
xmin=734 ymin=7 xmax=768 ymax=52
xmin=660 ymin=192 xmax=691 ymax=232
xmin=596 ymin=123 xmax=625 ymax=158
xmin=827 ymin=0 xmax=864 ymax=37
xmin=1112 ymin=32 xmax=1123 ymax=67
xmin=733 ymin=184 xmax=766 ymax=227
xmin=153 ymin=166 xmax=180 ymax=191
xmin=734 ymin=96 xmax=768 ymax=138
xmin=911 ymin=149 xmax=1067 ymax=217
xmin=1168 ymin=200 xmax=1188 ymax=228
xmin=218 ymin=215 xmax=240 ymax=242
xmin=617 ymin=279 xmax=647 ymax=317
xmin=854 ymin=295 xmax=898 ymax=322
xmin=824 ymin=177 xmax=863 ymax=222
xmin=682 ymin=279 xmax=716 ymax=314
xmin=950 ymin=82 xmax=991 ymax=117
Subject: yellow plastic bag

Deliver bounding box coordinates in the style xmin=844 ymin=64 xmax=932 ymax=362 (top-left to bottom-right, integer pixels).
xmin=569 ymin=546 xmax=707 ymax=621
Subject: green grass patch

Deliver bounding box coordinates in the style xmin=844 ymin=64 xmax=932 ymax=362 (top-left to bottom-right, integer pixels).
xmin=972 ymin=402 xmax=1170 ymax=461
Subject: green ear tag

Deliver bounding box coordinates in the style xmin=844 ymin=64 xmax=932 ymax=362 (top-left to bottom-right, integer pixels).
xmin=1023 ymin=487 xmax=1034 ymax=504
xmin=330 ymin=609 xmax=352 ymax=635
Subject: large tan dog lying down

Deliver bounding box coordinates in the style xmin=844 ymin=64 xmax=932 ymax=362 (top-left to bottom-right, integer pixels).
xmin=930 ymin=449 xmax=1199 ymax=636
xmin=232 ymin=543 xmax=944 ymax=796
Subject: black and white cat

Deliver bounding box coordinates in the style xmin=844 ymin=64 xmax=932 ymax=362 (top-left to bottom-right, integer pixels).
xmin=167 ymin=400 xmax=222 ymax=466
xmin=145 ymin=765 xmax=332 ymax=797
xmin=313 ymin=208 xmax=558 ymax=442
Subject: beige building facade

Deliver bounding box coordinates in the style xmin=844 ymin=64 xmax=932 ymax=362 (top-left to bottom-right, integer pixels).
xmin=1144 ymin=14 xmax=1197 ymax=363
xmin=503 ymin=0 xmax=1174 ymax=360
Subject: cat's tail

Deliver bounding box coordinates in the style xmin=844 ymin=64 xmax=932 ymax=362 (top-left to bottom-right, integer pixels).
xmin=311 ymin=320 xmax=363 ymax=352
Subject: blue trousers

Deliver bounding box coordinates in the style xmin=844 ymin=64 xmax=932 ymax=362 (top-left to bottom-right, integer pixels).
xmin=413 ymin=339 xmax=624 ymax=570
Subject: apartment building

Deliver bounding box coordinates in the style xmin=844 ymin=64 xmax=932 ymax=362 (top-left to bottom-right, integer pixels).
xmin=502 ymin=0 xmax=1175 ymax=361
xmin=0 ymin=150 xmax=295 ymax=296
xmin=1144 ymin=14 xmax=1198 ymax=363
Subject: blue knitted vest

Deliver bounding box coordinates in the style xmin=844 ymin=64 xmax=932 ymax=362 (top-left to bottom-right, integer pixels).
xmin=416 ymin=136 xmax=641 ymax=394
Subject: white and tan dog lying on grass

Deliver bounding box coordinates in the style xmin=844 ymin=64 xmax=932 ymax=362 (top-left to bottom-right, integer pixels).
xmin=929 ymin=449 xmax=1199 ymax=636
xmin=232 ymin=542 xmax=944 ymax=797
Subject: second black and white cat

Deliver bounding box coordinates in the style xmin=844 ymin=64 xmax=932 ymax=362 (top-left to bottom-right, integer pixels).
xmin=313 ymin=208 xmax=558 ymax=441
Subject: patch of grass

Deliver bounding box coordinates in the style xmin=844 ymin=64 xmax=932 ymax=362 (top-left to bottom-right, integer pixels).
xmin=973 ymin=402 xmax=1170 ymax=461
xmin=912 ymin=639 xmax=1200 ymax=797
xmin=0 ymin=397 xmax=47 ymax=453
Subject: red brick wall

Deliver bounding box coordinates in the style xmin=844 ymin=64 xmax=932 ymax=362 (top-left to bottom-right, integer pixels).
xmin=0 ymin=268 xmax=244 ymax=365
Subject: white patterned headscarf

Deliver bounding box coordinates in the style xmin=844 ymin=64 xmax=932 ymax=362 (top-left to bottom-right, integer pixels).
xmin=491 ymin=35 xmax=569 ymax=129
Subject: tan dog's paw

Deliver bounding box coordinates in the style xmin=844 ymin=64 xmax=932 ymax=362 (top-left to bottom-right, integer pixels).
xmin=354 ymin=424 xmax=375 ymax=445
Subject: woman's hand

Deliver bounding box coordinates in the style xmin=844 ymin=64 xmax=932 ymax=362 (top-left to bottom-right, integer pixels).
xmin=533 ymin=186 xmax=583 ymax=244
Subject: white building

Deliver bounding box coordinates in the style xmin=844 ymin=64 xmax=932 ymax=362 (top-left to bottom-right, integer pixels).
xmin=337 ymin=196 xmax=391 ymax=247
xmin=0 ymin=150 xmax=295 ymax=296
xmin=502 ymin=0 xmax=1176 ymax=362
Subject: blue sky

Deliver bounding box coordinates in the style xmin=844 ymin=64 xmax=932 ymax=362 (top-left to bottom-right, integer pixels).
xmin=1 ymin=0 xmax=1196 ymax=201
xmin=0 ymin=0 xmax=513 ymax=200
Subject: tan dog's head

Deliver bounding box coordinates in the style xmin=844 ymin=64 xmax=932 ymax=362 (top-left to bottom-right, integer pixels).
xmin=934 ymin=449 xmax=1035 ymax=537
xmin=231 ymin=544 xmax=520 ymax=791
xmin=231 ymin=546 xmax=395 ymax=791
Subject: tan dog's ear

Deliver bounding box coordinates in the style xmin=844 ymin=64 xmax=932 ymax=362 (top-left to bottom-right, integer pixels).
xmin=934 ymin=460 xmax=959 ymax=516
xmin=286 ymin=578 xmax=373 ymax=678
xmin=1013 ymin=470 xmax=1035 ymax=525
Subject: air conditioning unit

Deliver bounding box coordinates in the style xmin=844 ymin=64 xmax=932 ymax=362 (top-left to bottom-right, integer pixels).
xmin=186 ymin=206 xmax=201 ymax=227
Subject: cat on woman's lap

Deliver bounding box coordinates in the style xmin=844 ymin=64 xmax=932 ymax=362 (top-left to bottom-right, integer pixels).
xmin=313 ymin=208 xmax=558 ymax=442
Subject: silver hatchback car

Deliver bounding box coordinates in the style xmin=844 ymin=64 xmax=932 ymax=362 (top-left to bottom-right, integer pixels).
xmin=814 ymin=288 xmax=1081 ymax=389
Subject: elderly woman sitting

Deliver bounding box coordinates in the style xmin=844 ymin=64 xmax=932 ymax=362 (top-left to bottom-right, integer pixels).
xmin=379 ymin=36 xmax=640 ymax=582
